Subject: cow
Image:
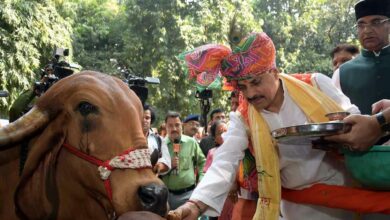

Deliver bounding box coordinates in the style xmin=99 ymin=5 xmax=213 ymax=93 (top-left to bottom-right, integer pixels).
xmin=0 ymin=71 xmax=168 ymax=219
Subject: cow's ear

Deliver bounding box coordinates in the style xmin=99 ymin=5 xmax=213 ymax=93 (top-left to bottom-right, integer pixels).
xmin=14 ymin=112 xmax=68 ymax=219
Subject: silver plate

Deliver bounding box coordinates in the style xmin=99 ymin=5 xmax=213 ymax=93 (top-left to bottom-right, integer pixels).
xmin=271 ymin=122 xmax=351 ymax=145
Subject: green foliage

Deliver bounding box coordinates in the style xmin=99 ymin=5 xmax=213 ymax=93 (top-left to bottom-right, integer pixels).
xmin=95 ymin=0 xmax=258 ymax=122
xmin=0 ymin=0 xmax=72 ymax=117
xmin=252 ymin=0 xmax=358 ymax=76
xmin=56 ymin=0 xmax=126 ymax=74
xmin=1 ymin=0 xmax=361 ymax=123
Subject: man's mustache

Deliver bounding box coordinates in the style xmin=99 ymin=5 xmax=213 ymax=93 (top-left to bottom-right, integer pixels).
xmin=247 ymin=95 xmax=264 ymax=103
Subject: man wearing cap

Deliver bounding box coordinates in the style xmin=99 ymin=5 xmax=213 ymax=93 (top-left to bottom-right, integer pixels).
xmin=168 ymin=33 xmax=361 ymax=220
xmin=182 ymin=114 xmax=201 ymax=139
xmin=332 ymin=0 xmax=390 ymax=115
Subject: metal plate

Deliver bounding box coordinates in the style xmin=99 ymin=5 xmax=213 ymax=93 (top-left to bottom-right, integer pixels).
xmin=271 ymin=122 xmax=351 ymax=145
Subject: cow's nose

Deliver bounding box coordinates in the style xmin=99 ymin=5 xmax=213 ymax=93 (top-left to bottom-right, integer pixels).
xmin=138 ymin=183 xmax=168 ymax=217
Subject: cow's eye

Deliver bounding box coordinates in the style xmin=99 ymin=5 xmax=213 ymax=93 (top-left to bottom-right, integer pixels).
xmin=77 ymin=101 xmax=98 ymax=116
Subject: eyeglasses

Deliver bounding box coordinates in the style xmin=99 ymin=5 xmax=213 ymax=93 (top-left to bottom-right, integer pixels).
xmin=355 ymin=18 xmax=390 ymax=31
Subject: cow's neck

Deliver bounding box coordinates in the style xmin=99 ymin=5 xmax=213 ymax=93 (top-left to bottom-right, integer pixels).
xmin=55 ymin=149 xmax=115 ymax=219
xmin=0 ymin=145 xmax=19 ymax=166
xmin=15 ymin=147 xmax=60 ymax=219
xmin=0 ymin=146 xmax=20 ymax=220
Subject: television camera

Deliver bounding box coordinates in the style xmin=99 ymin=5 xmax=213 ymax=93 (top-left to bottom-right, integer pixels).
xmin=120 ymin=66 xmax=160 ymax=104
xmin=195 ymin=89 xmax=213 ymax=134
xmin=0 ymin=91 xmax=8 ymax=98
xmin=34 ymin=48 xmax=80 ymax=96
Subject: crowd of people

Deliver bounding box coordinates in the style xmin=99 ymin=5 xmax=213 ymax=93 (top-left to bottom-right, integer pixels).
xmin=5 ymin=0 xmax=390 ymax=219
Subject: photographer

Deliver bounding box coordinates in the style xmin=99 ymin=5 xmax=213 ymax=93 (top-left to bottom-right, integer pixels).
xmin=9 ymin=48 xmax=79 ymax=122
xmin=143 ymin=103 xmax=171 ymax=175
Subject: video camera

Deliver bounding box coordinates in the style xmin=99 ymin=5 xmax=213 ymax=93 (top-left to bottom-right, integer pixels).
xmin=34 ymin=48 xmax=80 ymax=96
xmin=0 ymin=91 xmax=8 ymax=98
xmin=120 ymin=66 xmax=160 ymax=104
xmin=195 ymin=89 xmax=213 ymax=132
xmin=195 ymin=89 xmax=212 ymax=100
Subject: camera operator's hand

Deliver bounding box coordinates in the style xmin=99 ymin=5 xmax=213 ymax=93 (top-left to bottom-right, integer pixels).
xmin=33 ymin=75 xmax=49 ymax=96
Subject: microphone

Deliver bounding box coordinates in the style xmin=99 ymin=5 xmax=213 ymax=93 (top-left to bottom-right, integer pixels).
xmin=0 ymin=91 xmax=8 ymax=97
xmin=172 ymin=138 xmax=181 ymax=175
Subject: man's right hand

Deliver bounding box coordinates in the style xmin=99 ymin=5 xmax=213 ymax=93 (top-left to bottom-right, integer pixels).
xmin=167 ymin=202 xmax=200 ymax=220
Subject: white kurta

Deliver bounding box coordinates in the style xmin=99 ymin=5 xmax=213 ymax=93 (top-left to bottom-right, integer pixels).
xmin=331 ymin=69 xmax=341 ymax=90
xmin=190 ymin=73 xmax=360 ymax=220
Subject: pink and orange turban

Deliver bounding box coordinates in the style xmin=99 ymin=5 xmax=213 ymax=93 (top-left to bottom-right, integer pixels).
xmin=178 ymin=32 xmax=276 ymax=90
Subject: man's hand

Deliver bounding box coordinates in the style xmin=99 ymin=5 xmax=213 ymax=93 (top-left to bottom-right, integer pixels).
xmin=167 ymin=200 xmax=208 ymax=220
xmin=227 ymin=182 xmax=239 ymax=203
xmin=372 ymin=99 xmax=390 ymax=114
xmin=153 ymin=162 xmax=168 ymax=175
xmin=325 ymin=114 xmax=381 ymax=151
xmin=172 ymin=157 xmax=179 ymax=169
xmin=167 ymin=201 xmax=203 ymax=220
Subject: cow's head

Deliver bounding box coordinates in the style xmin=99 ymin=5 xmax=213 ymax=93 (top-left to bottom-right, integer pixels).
xmin=0 ymin=71 xmax=167 ymax=219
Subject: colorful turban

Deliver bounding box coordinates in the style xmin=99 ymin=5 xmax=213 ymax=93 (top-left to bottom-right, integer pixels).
xmin=178 ymin=32 xmax=276 ymax=90
xmin=177 ymin=44 xmax=231 ymax=91
xmin=222 ymin=32 xmax=276 ymax=80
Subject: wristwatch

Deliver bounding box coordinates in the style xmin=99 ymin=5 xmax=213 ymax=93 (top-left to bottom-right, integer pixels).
xmin=375 ymin=112 xmax=390 ymax=132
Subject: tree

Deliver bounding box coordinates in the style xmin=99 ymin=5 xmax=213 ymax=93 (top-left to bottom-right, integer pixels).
xmin=0 ymin=0 xmax=72 ymax=117
xmin=252 ymin=0 xmax=358 ymax=76
xmin=120 ymin=0 xmax=258 ymax=122
xmin=56 ymin=0 xmax=126 ymax=74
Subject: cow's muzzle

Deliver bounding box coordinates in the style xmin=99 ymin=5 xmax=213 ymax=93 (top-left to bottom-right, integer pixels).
xmin=138 ymin=183 xmax=168 ymax=217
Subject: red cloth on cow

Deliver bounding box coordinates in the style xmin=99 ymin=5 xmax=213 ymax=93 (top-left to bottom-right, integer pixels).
xmin=282 ymin=183 xmax=390 ymax=214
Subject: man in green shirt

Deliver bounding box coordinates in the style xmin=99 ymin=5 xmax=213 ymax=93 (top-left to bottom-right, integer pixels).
xmin=161 ymin=111 xmax=205 ymax=210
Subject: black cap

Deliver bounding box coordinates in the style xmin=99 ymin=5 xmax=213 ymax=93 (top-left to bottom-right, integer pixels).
xmin=183 ymin=114 xmax=200 ymax=123
xmin=355 ymin=0 xmax=390 ymax=20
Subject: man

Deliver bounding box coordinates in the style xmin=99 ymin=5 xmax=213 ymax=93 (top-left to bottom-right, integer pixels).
xmin=332 ymin=0 xmax=390 ymax=115
xmin=162 ymin=111 xmax=205 ymax=210
xmin=330 ymin=43 xmax=360 ymax=71
xmin=199 ymin=108 xmax=226 ymax=156
xmin=327 ymin=99 xmax=390 ymax=151
xmin=228 ymin=91 xmax=239 ymax=112
xmin=169 ymin=32 xmax=360 ymax=220
xmin=182 ymin=114 xmax=201 ymax=138
xmin=209 ymin=108 xmax=226 ymax=123
xmin=143 ymin=104 xmax=171 ymax=174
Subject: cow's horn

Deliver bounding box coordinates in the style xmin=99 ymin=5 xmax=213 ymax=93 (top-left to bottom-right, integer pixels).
xmin=0 ymin=107 xmax=49 ymax=148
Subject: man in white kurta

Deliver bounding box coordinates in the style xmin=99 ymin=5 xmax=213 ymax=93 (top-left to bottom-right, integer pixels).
xmin=168 ymin=32 xmax=361 ymax=220
xmin=189 ymin=73 xmax=359 ymax=220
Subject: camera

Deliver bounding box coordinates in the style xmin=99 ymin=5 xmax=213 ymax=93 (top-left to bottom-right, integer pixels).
xmin=119 ymin=66 xmax=160 ymax=104
xmin=34 ymin=48 xmax=80 ymax=96
xmin=195 ymin=89 xmax=212 ymax=100
xmin=0 ymin=91 xmax=8 ymax=98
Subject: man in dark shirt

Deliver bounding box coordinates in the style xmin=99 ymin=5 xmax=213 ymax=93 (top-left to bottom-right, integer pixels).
xmin=199 ymin=108 xmax=226 ymax=157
